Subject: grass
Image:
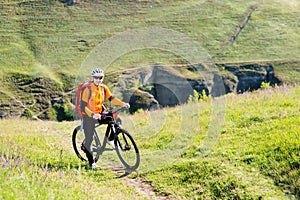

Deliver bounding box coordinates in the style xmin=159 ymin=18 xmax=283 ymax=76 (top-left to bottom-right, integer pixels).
xmin=0 ymin=120 xmax=145 ymax=199
xmin=0 ymin=0 xmax=299 ymax=76
xmin=126 ymin=84 xmax=300 ymax=199
xmin=217 ymin=0 xmax=300 ymax=62
xmin=1 ymin=84 xmax=299 ymax=199
xmin=0 ymin=0 xmax=299 ymax=120
xmin=0 ymin=1 xmax=300 ymax=197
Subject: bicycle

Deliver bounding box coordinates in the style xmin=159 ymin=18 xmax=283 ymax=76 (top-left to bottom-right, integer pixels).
xmin=72 ymin=107 xmax=140 ymax=171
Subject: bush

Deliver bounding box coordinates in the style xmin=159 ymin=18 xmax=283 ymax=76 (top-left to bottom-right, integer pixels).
xmin=260 ymin=81 xmax=271 ymax=89
xmin=52 ymin=103 xmax=73 ymax=122
xmin=188 ymin=89 xmax=211 ymax=103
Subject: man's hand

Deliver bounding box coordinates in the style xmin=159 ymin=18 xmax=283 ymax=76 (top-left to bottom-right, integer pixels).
xmin=123 ymin=103 xmax=130 ymax=109
xmin=92 ymin=113 xmax=101 ymax=120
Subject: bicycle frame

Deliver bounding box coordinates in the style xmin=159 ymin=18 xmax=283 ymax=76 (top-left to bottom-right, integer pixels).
xmin=94 ymin=119 xmax=119 ymax=154
xmin=93 ymin=107 xmax=126 ymax=153
xmin=72 ymin=107 xmax=140 ymax=171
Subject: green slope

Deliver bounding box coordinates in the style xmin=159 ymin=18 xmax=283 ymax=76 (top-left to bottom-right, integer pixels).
xmin=0 ymin=85 xmax=299 ymax=199
xmin=127 ymin=85 xmax=300 ymax=199
xmin=0 ymin=0 xmax=299 ymax=120
xmin=0 ymin=0 xmax=299 ymax=76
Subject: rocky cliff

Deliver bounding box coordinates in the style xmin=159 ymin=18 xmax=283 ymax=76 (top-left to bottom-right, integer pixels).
xmin=112 ymin=63 xmax=281 ymax=112
xmin=0 ymin=63 xmax=281 ymax=120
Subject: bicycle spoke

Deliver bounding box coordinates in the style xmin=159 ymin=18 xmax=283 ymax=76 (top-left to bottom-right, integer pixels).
xmin=72 ymin=126 xmax=102 ymax=163
xmin=72 ymin=126 xmax=87 ymax=162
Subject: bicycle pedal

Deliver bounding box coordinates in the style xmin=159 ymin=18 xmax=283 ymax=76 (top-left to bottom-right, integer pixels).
xmin=125 ymin=145 xmax=131 ymax=151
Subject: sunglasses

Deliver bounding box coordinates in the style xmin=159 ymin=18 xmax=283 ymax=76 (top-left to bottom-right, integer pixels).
xmin=93 ymin=76 xmax=103 ymax=80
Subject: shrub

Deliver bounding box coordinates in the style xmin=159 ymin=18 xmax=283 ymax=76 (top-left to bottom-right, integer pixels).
xmin=188 ymin=89 xmax=211 ymax=103
xmin=260 ymin=81 xmax=271 ymax=89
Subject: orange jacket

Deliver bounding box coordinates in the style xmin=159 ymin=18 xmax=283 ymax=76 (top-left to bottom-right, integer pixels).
xmin=81 ymin=83 xmax=125 ymax=117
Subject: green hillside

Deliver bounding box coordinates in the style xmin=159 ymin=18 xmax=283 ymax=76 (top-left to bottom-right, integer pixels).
xmin=1 ymin=85 xmax=299 ymax=199
xmin=0 ymin=1 xmax=300 ymax=197
xmin=1 ymin=0 xmax=299 ymax=76
xmin=0 ymin=0 xmax=299 ymax=120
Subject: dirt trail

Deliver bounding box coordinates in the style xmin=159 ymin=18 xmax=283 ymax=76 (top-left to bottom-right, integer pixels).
xmin=224 ymin=5 xmax=258 ymax=48
xmin=123 ymin=177 xmax=170 ymax=200
xmin=108 ymin=164 xmax=171 ymax=199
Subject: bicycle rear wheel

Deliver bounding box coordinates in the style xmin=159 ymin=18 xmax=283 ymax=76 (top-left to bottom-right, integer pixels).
xmin=72 ymin=126 xmax=101 ymax=162
xmin=115 ymin=129 xmax=140 ymax=171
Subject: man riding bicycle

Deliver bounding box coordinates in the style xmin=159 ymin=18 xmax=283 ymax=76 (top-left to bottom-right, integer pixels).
xmin=81 ymin=68 xmax=130 ymax=169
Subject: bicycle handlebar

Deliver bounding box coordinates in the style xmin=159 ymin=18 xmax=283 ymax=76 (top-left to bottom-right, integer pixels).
xmin=100 ymin=106 xmax=128 ymax=120
xmin=111 ymin=106 xmax=128 ymax=114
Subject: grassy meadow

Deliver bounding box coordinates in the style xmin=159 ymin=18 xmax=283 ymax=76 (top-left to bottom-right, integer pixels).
xmin=0 ymin=0 xmax=299 ymax=121
xmin=0 ymin=0 xmax=299 ymax=78
xmin=1 ymin=0 xmax=300 ymax=199
xmin=1 ymin=84 xmax=299 ymax=199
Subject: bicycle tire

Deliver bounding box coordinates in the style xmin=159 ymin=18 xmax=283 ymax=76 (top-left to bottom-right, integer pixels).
xmin=72 ymin=125 xmax=101 ymax=162
xmin=115 ymin=129 xmax=140 ymax=170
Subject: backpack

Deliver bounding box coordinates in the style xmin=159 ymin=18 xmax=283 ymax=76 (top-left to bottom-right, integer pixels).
xmin=74 ymin=81 xmax=92 ymax=118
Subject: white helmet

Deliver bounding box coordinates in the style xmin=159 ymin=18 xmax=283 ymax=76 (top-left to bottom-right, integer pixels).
xmin=91 ymin=68 xmax=104 ymax=77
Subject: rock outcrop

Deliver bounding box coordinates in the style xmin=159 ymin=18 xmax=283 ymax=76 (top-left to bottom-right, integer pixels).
xmin=222 ymin=64 xmax=281 ymax=93
xmin=114 ymin=63 xmax=281 ymax=112
xmin=0 ymin=63 xmax=282 ymax=119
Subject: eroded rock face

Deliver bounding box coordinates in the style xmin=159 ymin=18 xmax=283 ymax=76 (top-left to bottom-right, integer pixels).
xmin=223 ymin=64 xmax=281 ymax=93
xmin=148 ymin=66 xmax=194 ymax=106
xmin=114 ymin=65 xmax=212 ymax=111
xmin=0 ymin=63 xmax=282 ymax=119
xmin=127 ymin=89 xmax=159 ymax=113
xmin=115 ymin=64 xmax=281 ymax=111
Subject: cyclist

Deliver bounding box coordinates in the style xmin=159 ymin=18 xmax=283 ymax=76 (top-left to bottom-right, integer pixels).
xmin=81 ymin=68 xmax=130 ymax=169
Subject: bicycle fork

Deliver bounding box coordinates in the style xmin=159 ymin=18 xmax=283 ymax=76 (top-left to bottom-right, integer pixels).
xmin=105 ymin=123 xmax=116 ymax=141
xmin=115 ymin=127 xmax=131 ymax=151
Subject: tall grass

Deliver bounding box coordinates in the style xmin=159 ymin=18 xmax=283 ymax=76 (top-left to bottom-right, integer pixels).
xmin=126 ymin=84 xmax=299 ymax=199
xmin=0 ymin=120 xmax=144 ymax=199
xmin=1 ymin=85 xmax=299 ymax=199
xmin=1 ymin=0 xmax=300 ymax=198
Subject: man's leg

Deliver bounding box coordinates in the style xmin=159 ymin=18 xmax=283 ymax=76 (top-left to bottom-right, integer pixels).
xmin=83 ymin=115 xmax=96 ymax=166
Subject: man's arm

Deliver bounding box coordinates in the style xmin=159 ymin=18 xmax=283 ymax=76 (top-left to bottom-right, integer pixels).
xmin=104 ymin=85 xmax=130 ymax=108
xmin=111 ymin=97 xmax=130 ymax=108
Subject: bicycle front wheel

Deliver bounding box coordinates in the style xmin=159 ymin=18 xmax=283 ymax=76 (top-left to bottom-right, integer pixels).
xmin=115 ymin=129 xmax=140 ymax=171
